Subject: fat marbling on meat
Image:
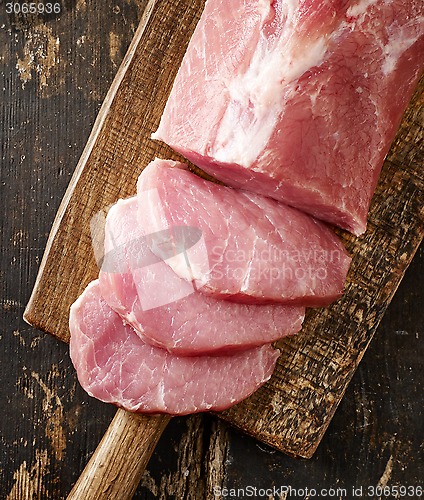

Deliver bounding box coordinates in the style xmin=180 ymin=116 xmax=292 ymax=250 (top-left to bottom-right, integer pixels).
xmin=153 ymin=0 xmax=424 ymax=235
xmin=137 ymin=159 xmax=351 ymax=306
xmin=69 ymin=280 xmax=280 ymax=414
xmin=98 ymin=196 xmax=305 ymax=355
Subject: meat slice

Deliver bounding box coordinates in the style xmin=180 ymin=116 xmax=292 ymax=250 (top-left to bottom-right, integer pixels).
xmin=98 ymin=197 xmax=305 ymax=355
xmin=137 ymin=159 xmax=351 ymax=306
xmin=69 ymin=280 xmax=279 ymax=414
xmin=153 ymin=0 xmax=424 ymax=235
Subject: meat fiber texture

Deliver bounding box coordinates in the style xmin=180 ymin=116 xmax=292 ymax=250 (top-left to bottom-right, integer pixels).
xmin=98 ymin=196 xmax=305 ymax=355
xmin=153 ymin=0 xmax=424 ymax=235
xmin=69 ymin=280 xmax=280 ymax=414
xmin=137 ymin=159 xmax=351 ymax=307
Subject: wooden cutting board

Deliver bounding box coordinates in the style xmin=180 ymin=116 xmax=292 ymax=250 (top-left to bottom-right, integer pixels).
xmin=24 ymin=0 xmax=423 ymax=492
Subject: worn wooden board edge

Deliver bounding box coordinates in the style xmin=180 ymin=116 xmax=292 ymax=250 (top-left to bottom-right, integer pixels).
xmin=24 ymin=0 xmax=206 ymax=335
xmin=23 ymin=0 xmax=158 ymax=327
xmin=23 ymin=0 xmax=423 ymax=459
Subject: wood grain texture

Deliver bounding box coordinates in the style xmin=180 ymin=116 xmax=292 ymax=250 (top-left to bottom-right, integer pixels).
xmin=22 ymin=0 xmax=423 ymax=462
xmin=67 ymin=411 xmax=170 ymax=499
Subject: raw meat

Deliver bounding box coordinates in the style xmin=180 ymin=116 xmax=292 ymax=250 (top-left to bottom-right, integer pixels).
xmin=137 ymin=159 xmax=351 ymax=306
xmin=153 ymin=0 xmax=424 ymax=235
xmin=98 ymin=197 xmax=305 ymax=355
xmin=69 ymin=280 xmax=280 ymax=414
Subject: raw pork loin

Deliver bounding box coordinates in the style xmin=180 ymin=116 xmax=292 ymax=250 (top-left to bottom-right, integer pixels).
xmin=69 ymin=280 xmax=279 ymax=414
xmin=137 ymin=159 xmax=351 ymax=306
xmin=153 ymin=0 xmax=424 ymax=235
xmin=98 ymin=197 xmax=304 ymax=355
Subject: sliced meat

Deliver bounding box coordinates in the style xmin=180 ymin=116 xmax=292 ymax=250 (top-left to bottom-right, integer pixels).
xmin=153 ymin=0 xmax=424 ymax=235
xmin=137 ymin=159 xmax=351 ymax=306
xmin=98 ymin=197 xmax=305 ymax=355
xmin=69 ymin=280 xmax=279 ymax=414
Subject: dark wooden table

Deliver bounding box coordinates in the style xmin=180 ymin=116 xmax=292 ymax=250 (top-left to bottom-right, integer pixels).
xmin=1 ymin=2 xmax=423 ymax=498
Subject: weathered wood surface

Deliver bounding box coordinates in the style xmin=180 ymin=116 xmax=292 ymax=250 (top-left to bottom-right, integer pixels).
xmin=22 ymin=0 xmax=424 ymax=458
xmin=67 ymin=411 xmax=171 ymax=500
xmin=1 ymin=0 xmax=423 ymax=498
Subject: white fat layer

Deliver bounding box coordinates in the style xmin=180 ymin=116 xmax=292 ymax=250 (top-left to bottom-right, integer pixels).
xmin=346 ymin=0 xmax=380 ymax=18
xmin=212 ymin=0 xmax=422 ymax=167
xmin=381 ymin=19 xmax=423 ymax=75
xmin=256 ymin=0 xmax=275 ymax=21
xmin=124 ymin=311 xmax=138 ymax=325
xmin=212 ymin=0 xmax=329 ymax=167
xmin=344 ymin=0 xmax=422 ymax=76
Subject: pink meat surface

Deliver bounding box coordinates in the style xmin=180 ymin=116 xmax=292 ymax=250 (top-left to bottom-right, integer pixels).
xmin=69 ymin=280 xmax=279 ymax=414
xmin=98 ymin=197 xmax=304 ymax=355
xmin=137 ymin=159 xmax=351 ymax=306
xmin=153 ymin=0 xmax=424 ymax=235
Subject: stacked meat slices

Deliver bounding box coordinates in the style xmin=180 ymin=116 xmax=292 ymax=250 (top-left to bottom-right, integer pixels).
xmin=70 ymin=281 xmax=280 ymax=415
xmin=69 ymin=159 xmax=351 ymax=414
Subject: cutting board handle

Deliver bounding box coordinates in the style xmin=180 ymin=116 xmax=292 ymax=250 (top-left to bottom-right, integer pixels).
xmin=67 ymin=409 xmax=170 ymax=500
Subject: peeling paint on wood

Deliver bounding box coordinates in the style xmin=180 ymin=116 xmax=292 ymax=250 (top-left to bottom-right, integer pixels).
xmin=31 ymin=370 xmax=66 ymax=461
xmin=109 ymin=32 xmax=122 ymax=67
xmin=377 ymin=454 xmax=394 ymax=489
xmin=16 ymin=24 xmax=60 ymax=90
xmin=204 ymin=420 xmax=228 ymax=500
xmin=6 ymin=450 xmax=50 ymax=500
xmin=140 ymin=416 xmax=206 ymax=498
xmin=137 ymin=416 xmax=231 ymax=499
